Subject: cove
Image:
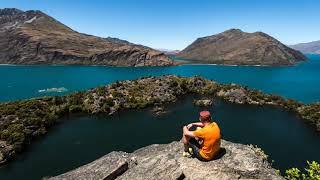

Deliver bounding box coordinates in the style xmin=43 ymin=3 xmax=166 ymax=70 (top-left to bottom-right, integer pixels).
xmin=0 ymin=54 xmax=320 ymax=103
xmin=0 ymin=96 xmax=319 ymax=180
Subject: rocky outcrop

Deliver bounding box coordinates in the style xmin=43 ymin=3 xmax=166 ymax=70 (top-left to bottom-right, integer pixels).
xmin=177 ymin=29 xmax=307 ymax=65
xmin=0 ymin=140 xmax=14 ymax=165
xmin=290 ymin=40 xmax=320 ymax=54
xmin=1 ymin=75 xmax=319 ymax=165
xmin=49 ymin=140 xmax=282 ymax=180
xmin=0 ymin=8 xmax=172 ymax=66
xmin=151 ymin=106 xmax=168 ymax=116
xmin=193 ymin=99 xmax=213 ymax=106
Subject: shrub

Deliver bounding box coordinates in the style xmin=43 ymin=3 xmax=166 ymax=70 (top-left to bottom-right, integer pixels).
xmin=105 ymin=97 xmax=115 ymax=106
xmin=111 ymin=91 xmax=123 ymax=98
xmin=9 ymin=132 xmax=25 ymax=145
xmin=51 ymin=96 xmax=65 ymax=105
xmin=110 ymin=81 xmax=122 ymax=89
xmin=285 ymin=161 xmax=320 ymax=180
xmin=285 ymin=168 xmax=301 ymax=180
xmin=67 ymin=92 xmax=85 ymax=105
xmin=95 ymin=87 xmax=106 ymax=96
xmin=69 ymin=105 xmax=83 ymax=113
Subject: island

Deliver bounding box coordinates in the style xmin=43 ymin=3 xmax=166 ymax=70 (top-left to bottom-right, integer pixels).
xmin=0 ymin=75 xmax=319 ymax=166
xmin=176 ymin=29 xmax=307 ymax=65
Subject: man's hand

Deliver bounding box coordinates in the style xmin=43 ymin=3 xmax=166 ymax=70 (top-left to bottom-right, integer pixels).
xmin=183 ymin=125 xmax=195 ymax=138
xmin=186 ymin=123 xmax=193 ymax=129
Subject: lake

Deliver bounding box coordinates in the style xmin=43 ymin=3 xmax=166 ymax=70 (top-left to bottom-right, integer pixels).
xmin=0 ymin=55 xmax=320 ymax=179
xmin=1 ymin=54 xmax=320 ymax=103
xmin=0 ymin=96 xmax=319 ymax=180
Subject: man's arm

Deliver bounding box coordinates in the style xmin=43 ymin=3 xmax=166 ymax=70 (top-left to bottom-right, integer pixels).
xmin=192 ymin=122 xmax=205 ymax=127
xmin=183 ymin=126 xmax=195 ymax=138
xmin=187 ymin=122 xmax=204 ymax=129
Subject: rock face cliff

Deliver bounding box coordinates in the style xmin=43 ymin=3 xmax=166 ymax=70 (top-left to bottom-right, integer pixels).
xmin=177 ymin=29 xmax=307 ymax=65
xmin=0 ymin=8 xmax=172 ymax=66
xmin=49 ymin=140 xmax=282 ymax=180
xmin=290 ymin=40 xmax=320 ymax=54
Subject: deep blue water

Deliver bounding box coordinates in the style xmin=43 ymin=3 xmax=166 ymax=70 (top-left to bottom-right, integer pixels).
xmin=1 ymin=54 xmax=320 ymax=103
xmin=0 ymin=97 xmax=319 ymax=180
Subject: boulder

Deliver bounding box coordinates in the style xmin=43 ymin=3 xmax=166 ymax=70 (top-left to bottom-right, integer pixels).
xmin=193 ymin=99 xmax=213 ymax=106
xmin=151 ymin=106 xmax=168 ymax=116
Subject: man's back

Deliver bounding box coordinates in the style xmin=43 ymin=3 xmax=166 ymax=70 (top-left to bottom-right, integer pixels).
xmin=193 ymin=122 xmax=221 ymax=160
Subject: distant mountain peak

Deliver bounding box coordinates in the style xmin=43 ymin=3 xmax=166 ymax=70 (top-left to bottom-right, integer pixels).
xmin=177 ymin=29 xmax=307 ymax=65
xmin=0 ymin=8 xmax=24 ymax=15
xmin=223 ymin=28 xmax=243 ymax=34
xmin=290 ymin=40 xmax=320 ymax=54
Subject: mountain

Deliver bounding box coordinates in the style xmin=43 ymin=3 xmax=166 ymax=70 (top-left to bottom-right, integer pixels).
xmin=157 ymin=49 xmax=180 ymax=55
xmin=176 ymin=29 xmax=307 ymax=65
xmin=0 ymin=8 xmax=172 ymax=66
xmin=290 ymin=40 xmax=320 ymax=54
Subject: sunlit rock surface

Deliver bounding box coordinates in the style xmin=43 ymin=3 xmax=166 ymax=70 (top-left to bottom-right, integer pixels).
xmin=50 ymin=140 xmax=282 ymax=180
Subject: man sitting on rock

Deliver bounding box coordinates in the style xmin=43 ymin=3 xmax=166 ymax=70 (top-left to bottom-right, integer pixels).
xmin=182 ymin=111 xmax=221 ymax=161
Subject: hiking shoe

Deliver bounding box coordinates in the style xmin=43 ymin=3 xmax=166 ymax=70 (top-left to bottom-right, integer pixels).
xmin=188 ymin=148 xmax=193 ymax=155
xmin=183 ymin=151 xmax=192 ymax=158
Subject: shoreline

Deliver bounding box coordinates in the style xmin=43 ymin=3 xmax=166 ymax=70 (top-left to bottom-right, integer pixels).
xmin=0 ymin=75 xmax=319 ymax=166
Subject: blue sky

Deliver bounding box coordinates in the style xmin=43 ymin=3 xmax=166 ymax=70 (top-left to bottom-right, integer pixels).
xmin=0 ymin=0 xmax=319 ymax=50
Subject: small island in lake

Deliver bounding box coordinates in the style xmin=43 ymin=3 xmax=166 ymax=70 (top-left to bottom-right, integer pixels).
xmin=1 ymin=75 xmax=319 ymax=168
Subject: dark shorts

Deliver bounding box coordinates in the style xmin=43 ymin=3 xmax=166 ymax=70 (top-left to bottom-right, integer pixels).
xmin=187 ymin=138 xmax=208 ymax=162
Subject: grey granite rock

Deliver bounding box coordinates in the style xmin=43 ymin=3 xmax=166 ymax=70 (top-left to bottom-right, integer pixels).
xmin=50 ymin=140 xmax=283 ymax=180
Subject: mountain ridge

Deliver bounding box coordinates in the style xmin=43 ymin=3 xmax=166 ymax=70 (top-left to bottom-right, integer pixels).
xmin=290 ymin=40 xmax=320 ymax=54
xmin=176 ymin=29 xmax=307 ymax=65
xmin=0 ymin=8 xmax=173 ymax=66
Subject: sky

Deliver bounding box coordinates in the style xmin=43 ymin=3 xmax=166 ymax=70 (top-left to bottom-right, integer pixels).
xmin=0 ymin=0 xmax=319 ymax=50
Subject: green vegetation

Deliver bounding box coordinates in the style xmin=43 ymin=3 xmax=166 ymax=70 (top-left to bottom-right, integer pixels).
xmin=0 ymin=94 xmax=88 ymax=161
xmin=285 ymin=161 xmax=320 ymax=180
xmin=0 ymin=75 xmax=319 ymax=167
xmin=249 ymin=144 xmax=268 ymax=161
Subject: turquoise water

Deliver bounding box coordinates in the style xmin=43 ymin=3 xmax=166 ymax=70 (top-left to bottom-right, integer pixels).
xmin=1 ymin=54 xmax=320 ymax=103
xmin=0 ymin=55 xmax=320 ymax=179
xmin=0 ymin=97 xmax=319 ymax=180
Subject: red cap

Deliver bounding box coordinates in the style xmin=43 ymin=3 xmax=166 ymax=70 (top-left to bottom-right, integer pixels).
xmin=200 ymin=111 xmax=211 ymax=121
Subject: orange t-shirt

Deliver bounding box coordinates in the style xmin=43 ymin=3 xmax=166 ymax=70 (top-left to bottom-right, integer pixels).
xmin=192 ymin=122 xmax=221 ymax=160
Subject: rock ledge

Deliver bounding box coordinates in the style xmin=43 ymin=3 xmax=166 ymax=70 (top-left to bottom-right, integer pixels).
xmin=50 ymin=140 xmax=282 ymax=180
